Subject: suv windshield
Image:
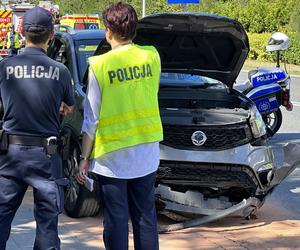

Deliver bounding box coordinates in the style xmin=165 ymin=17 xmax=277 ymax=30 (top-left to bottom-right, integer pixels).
xmin=75 ymin=41 xmax=225 ymax=88
xmin=75 ymin=40 xmax=100 ymax=80
xmin=160 ymin=73 xmax=224 ymax=88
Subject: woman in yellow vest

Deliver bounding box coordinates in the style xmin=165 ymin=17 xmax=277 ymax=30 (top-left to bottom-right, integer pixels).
xmin=76 ymin=2 xmax=163 ymax=250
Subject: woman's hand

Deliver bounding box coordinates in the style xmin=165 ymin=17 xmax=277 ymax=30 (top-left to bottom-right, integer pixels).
xmin=76 ymin=159 xmax=89 ymax=185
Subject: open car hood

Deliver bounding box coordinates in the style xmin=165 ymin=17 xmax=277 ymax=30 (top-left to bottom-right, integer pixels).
xmin=93 ymin=13 xmax=249 ymax=88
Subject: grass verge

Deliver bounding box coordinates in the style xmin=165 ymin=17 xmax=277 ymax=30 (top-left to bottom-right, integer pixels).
xmin=243 ymin=60 xmax=300 ymax=76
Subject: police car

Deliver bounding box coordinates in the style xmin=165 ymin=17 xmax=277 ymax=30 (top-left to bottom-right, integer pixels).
xmin=48 ymin=14 xmax=296 ymax=220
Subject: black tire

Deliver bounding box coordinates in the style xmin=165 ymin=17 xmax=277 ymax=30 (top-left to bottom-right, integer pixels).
xmin=262 ymin=109 xmax=283 ymax=137
xmin=63 ymin=139 xmax=100 ymax=218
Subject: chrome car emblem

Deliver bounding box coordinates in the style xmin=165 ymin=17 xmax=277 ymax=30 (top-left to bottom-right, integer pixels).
xmin=191 ymin=131 xmax=207 ymax=146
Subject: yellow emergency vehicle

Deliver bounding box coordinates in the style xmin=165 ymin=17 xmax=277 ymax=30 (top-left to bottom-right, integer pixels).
xmin=59 ymin=14 xmax=101 ymax=30
xmin=0 ymin=9 xmax=12 ymax=54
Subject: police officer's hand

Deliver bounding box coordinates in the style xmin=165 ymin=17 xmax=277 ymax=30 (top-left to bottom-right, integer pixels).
xmin=76 ymin=159 xmax=89 ymax=185
xmin=60 ymin=102 xmax=74 ymax=116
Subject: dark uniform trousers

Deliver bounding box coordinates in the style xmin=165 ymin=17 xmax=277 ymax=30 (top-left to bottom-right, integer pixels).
xmin=98 ymin=171 xmax=159 ymax=250
xmin=0 ymin=144 xmax=66 ymax=250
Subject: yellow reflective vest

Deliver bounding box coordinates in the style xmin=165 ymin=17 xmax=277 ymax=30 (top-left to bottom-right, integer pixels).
xmin=89 ymin=43 xmax=163 ymax=158
xmin=7 ymin=31 xmax=21 ymax=49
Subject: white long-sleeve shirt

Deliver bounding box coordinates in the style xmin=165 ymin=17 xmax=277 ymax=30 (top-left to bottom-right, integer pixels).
xmin=82 ymin=70 xmax=159 ymax=179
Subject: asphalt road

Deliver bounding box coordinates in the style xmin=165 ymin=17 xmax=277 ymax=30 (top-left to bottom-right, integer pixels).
xmin=269 ymin=75 xmax=300 ymax=217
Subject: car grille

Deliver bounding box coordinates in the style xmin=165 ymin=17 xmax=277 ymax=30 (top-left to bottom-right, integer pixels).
xmin=162 ymin=124 xmax=251 ymax=150
xmin=157 ymin=160 xmax=260 ymax=191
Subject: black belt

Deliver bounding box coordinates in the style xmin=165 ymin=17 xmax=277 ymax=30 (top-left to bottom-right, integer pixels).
xmin=8 ymin=134 xmax=58 ymax=147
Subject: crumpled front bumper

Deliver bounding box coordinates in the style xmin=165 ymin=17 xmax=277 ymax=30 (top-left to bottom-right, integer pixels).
xmin=156 ymin=141 xmax=300 ymax=219
xmin=159 ymin=142 xmax=273 ymax=173
xmin=158 ymin=142 xmax=274 ymax=195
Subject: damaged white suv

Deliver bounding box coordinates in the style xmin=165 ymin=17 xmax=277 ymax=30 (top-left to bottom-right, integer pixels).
xmin=53 ymin=13 xmax=298 ymax=222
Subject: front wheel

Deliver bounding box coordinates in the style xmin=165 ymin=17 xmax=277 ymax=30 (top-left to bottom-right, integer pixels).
xmin=262 ymin=109 xmax=283 ymax=137
xmin=63 ymin=139 xmax=100 ymax=218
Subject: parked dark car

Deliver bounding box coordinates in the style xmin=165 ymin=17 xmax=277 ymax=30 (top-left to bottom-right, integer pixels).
xmin=47 ymin=28 xmax=106 ymax=217
xmin=47 ymin=13 xmax=296 ymax=220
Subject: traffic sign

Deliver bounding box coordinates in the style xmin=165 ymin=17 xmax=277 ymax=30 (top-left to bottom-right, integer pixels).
xmin=167 ymin=0 xmax=200 ymax=4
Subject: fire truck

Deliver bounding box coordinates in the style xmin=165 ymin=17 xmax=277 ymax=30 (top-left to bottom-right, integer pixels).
xmin=0 ymin=1 xmax=58 ymax=57
xmin=0 ymin=8 xmax=12 ymax=56
xmin=0 ymin=1 xmax=35 ymax=56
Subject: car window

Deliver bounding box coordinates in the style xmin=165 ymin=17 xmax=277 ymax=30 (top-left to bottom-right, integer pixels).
xmin=48 ymin=39 xmax=70 ymax=71
xmin=75 ymin=40 xmax=101 ymax=81
xmin=160 ymin=73 xmax=225 ymax=88
xmin=47 ymin=38 xmax=64 ymax=60
xmin=57 ymin=45 xmax=68 ymax=65
xmin=74 ymin=23 xmax=85 ymax=30
xmin=73 ymin=23 xmax=99 ymax=30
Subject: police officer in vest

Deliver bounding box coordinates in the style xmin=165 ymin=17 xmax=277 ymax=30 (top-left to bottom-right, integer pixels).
xmin=7 ymin=25 xmax=21 ymax=55
xmin=76 ymin=2 xmax=162 ymax=250
xmin=0 ymin=7 xmax=74 ymax=250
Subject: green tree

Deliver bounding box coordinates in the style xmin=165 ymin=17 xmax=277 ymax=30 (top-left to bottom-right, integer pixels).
xmin=289 ymin=1 xmax=300 ymax=32
xmin=31 ymin=0 xmax=300 ymax=33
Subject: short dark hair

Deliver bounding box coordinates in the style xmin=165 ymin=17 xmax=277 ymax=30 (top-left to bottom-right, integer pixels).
xmin=23 ymin=27 xmax=53 ymax=45
xmin=102 ymin=2 xmax=138 ymax=41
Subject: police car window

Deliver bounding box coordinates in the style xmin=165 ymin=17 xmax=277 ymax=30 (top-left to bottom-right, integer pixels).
xmin=160 ymin=73 xmax=224 ymax=88
xmin=75 ymin=40 xmax=100 ymax=81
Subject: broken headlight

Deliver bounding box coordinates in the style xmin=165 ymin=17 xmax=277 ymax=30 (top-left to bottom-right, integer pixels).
xmin=249 ymin=106 xmax=267 ymax=138
xmin=257 ymin=163 xmax=274 ymax=185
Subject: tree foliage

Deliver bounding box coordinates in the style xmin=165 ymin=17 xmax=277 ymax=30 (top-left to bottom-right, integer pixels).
xmin=43 ymin=0 xmax=300 ymax=64
xmin=199 ymin=0 xmax=295 ymax=33
xmin=247 ymin=32 xmax=300 ymax=65
xmin=49 ymin=0 xmax=300 ymax=33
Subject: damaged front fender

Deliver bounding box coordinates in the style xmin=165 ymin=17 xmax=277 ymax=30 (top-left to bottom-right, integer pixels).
xmin=270 ymin=142 xmax=300 ymax=186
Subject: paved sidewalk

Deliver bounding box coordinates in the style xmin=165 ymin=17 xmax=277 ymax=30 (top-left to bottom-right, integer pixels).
xmin=6 ymin=187 xmax=300 ymax=250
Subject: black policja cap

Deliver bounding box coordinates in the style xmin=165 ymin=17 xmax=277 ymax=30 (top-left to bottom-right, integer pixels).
xmin=23 ymin=6 xmax=53 ymax=33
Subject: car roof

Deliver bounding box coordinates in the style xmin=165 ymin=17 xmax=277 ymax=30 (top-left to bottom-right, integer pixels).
xmin=54 ymin=29 xmax=106 ymax=41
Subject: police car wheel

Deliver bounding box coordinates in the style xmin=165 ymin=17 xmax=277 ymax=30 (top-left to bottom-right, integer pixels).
xmin=63 ymin=140 xmax=100 ymax=218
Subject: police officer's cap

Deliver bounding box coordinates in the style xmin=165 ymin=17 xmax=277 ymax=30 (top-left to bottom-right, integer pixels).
xmin=23 ymin=6 xmax=53 ymax=33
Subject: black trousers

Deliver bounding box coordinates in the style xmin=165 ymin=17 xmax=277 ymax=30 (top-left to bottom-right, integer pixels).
xmin=0 ymin=144 xmax=67 ymax=250
xmin=98 ymin=171 xmax=159 ymax=250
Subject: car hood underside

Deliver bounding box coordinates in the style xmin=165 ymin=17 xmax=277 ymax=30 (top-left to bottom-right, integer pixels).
xmin=136 ymin=13 xmax=249 ymax=88
xmin=93 ymin=13 xmax=249 ymax=88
